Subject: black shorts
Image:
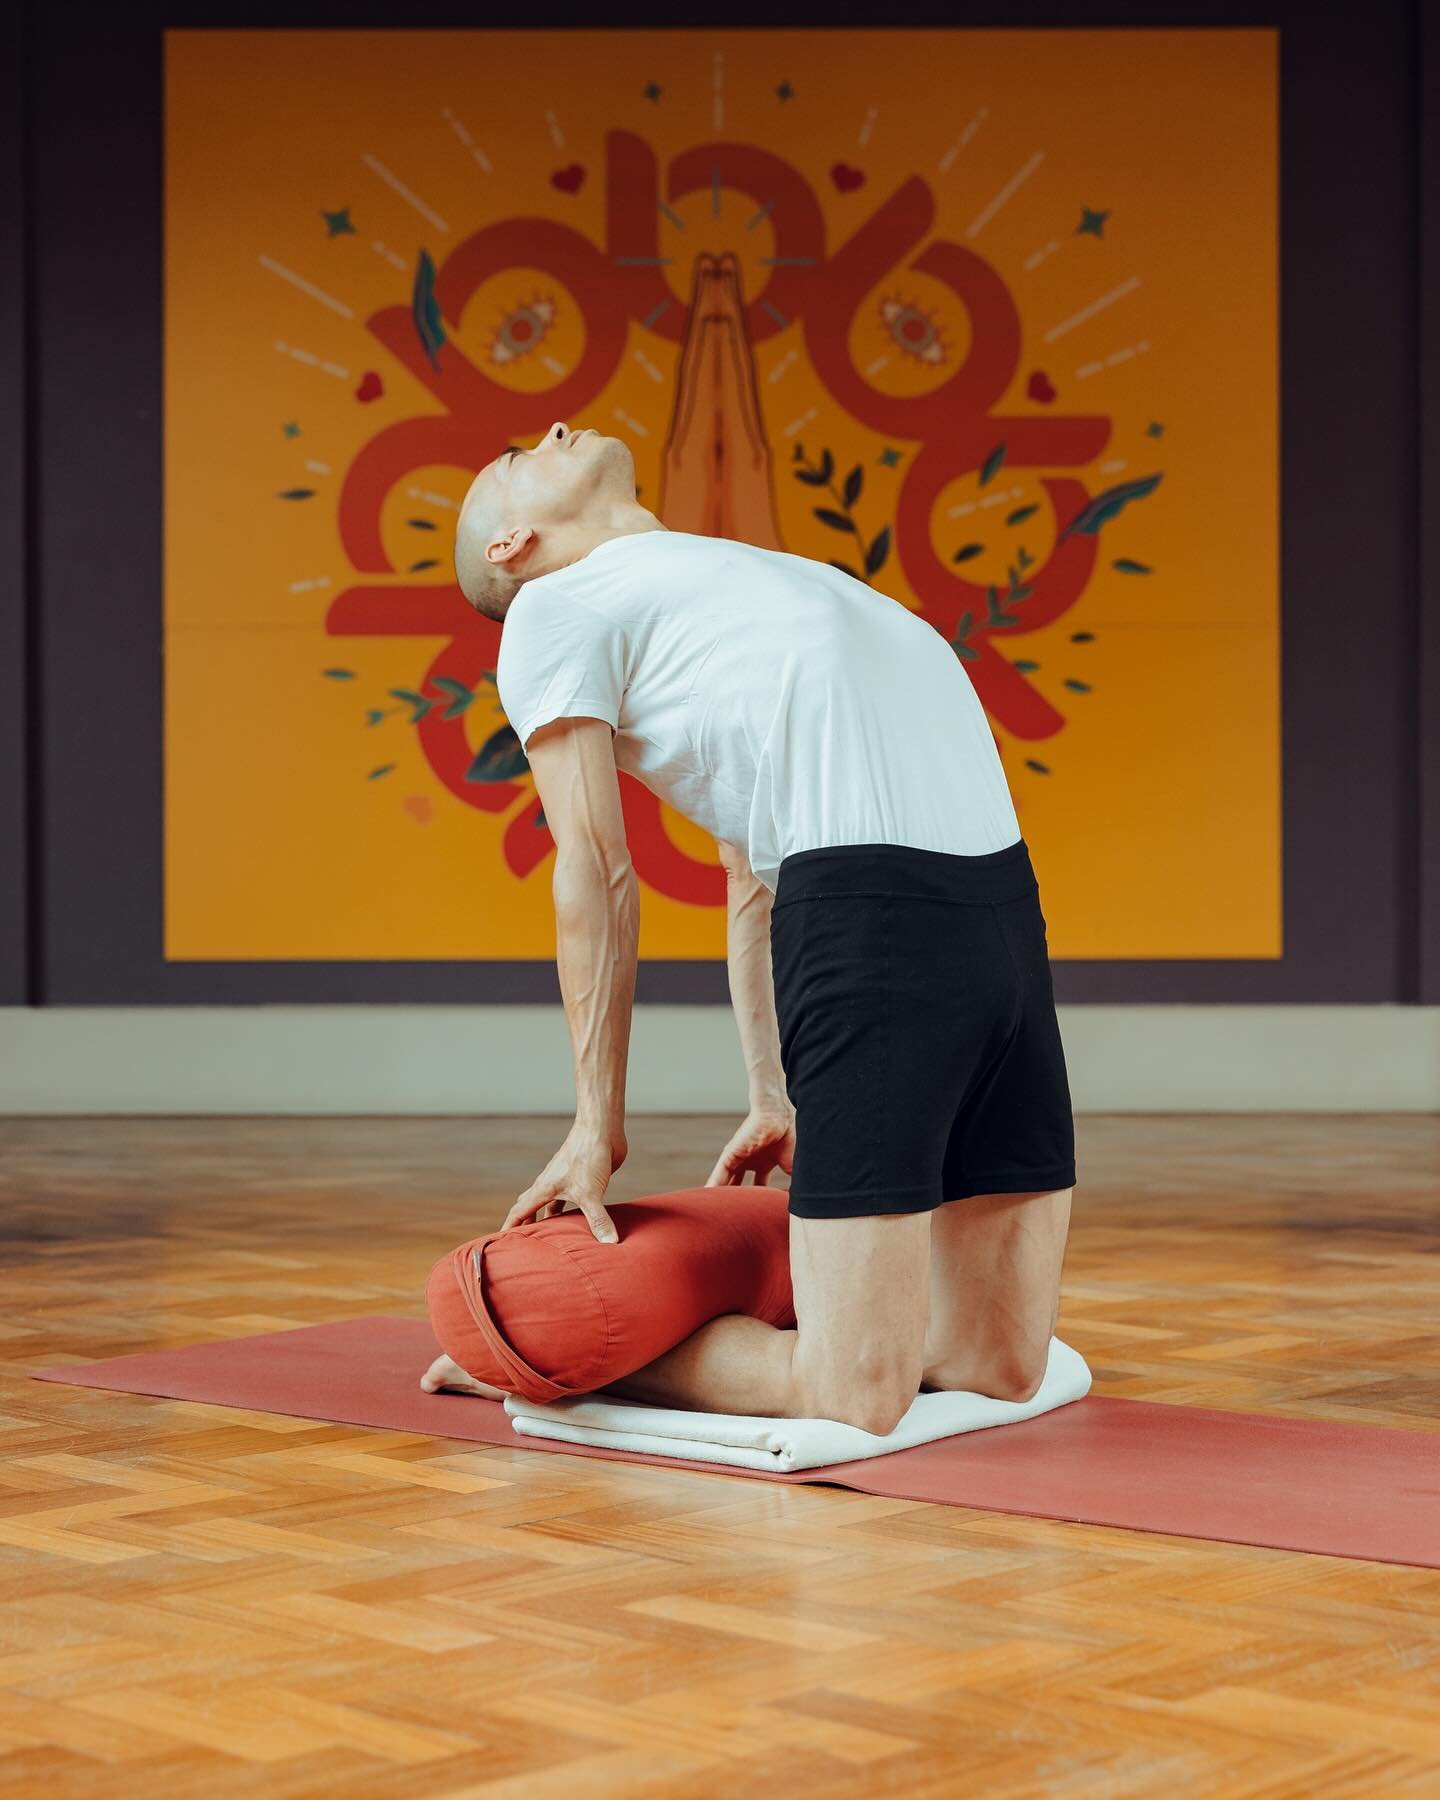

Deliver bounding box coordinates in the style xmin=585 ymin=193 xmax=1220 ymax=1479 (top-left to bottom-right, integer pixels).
xmin=770 ymin=838 xmax=1077 ymax=1220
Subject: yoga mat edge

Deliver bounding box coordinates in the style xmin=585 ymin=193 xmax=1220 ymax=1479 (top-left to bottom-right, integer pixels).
xmin=28 ymin=1314 xmax=1440 ymax=1571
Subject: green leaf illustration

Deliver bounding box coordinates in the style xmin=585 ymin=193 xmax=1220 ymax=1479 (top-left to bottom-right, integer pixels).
xmin=842 ymin=464 xmax=863 ymax=508
xmin=368 ymin=764 xmax=397 ymax=780
xmin=814 ymin=507 xmax=855 ymax=532
xmin=388 ymin=687 xmax=432 ymax=723
xmin=1071 ymin=631 xmax=1095 ymax=643
xmin=534 ymin=807 xmax=548 ymax=829
xmin=979 ymin=443 xmax=1007 ymax=487
xmin=952 ymin=543 xmax=985 ymax=563
xmin=431 ymin=676 xmax=476 ymax=720
xmin=408 ymin=517 xmax=437 ymax=530
xmin=1006 ymin=504 xmax=1039 ymax=526
xmin=365 ymin=709 xmax=386 ymax=726
xmin=828 ymin=561 xmax=863 ymax=579
xmin=411 ymin=248 xmax=447 ymax=369
xmin=1018 ymin=546 xmax=1034 ymax=569
xmin=795 ymin=447 xmax=836 ymax=485
xmin=864 ymin=526 xmax=891 ymax=576
xmin=1063 ymin=679 xmax=1092 ymax=693
xmin=1024 ymin=759 xmax=1051 ymax=775
xmin=466 ymin=724 xmax=529 ymax=783
xmin=1014 ymin=660 xmax=1041 ymax=673
xmin=277 ymin=488 xmax=316 ymax=501
xmin=408 ymin=558 xmax=440 ymax=573
xmin=322 ymin=668 xmax=356 ymax=680
xmin=1113 ymin=558 xmax=1152 ymax=574
xmin=1060 ymin=473 xmax=1163 ymax=539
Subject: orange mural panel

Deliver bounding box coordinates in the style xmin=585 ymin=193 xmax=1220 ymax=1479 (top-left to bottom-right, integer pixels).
xmin=164 ymin=27 xmax=1278 ymax=961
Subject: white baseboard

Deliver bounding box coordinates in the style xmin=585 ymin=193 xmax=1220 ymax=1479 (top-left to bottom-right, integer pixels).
xmin=1 ymin=1005 xmax=1437 ymax=1115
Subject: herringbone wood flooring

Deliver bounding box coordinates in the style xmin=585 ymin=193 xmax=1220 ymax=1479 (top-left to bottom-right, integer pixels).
xmin=2 ymin=1114 xmax=1438 ymax=1796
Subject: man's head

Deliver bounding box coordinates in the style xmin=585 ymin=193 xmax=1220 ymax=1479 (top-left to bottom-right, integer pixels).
xmin=454 ymin=420 xmax=640 ymax=621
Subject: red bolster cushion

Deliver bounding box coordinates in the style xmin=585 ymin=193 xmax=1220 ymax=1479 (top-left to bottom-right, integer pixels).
xmin=425 ymin=1184 xmax=795 ymax=1404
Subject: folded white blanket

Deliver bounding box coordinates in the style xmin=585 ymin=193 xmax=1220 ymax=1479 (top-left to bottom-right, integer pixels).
xmin=504 ymin=1335 xmax=1091 ymax=1473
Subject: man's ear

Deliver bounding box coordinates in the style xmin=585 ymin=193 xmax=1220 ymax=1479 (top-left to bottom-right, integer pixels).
xmin=486 ymin=523 xmax=536 ymax=572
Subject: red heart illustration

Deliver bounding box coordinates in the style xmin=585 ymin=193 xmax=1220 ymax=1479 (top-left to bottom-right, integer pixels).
xmin=1027 ymin=370 xmax=1056 ymax=404
xmin=830 ymin=162 xmax=865 ymax=193
xmin=402 ymin=794 xmax=433 ymax=825
xmin=356 ymin=370 xmax=383 ymax=404
xmin=551 ymin=163 xmax=586 ymax=194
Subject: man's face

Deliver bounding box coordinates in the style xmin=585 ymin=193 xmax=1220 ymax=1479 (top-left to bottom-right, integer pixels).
xmin=462 ymin=420 xmax=634 ymax=549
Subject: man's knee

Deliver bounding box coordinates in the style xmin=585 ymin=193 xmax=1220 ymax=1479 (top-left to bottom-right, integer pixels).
xmin=926 ymin=1351 xmax=1047 ymax=1405
xmin=988 ymin=1361 xmax=1046 ymax=1404
xmin=797 ymin=1348 xmax=921 ymax=1437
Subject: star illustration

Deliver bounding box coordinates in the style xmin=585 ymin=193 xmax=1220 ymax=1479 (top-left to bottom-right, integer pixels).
xmin=282 ymin=421 xmax=301 ymax=438
xmin=1077 ymin=207 xmax=1109 ymax=238
xmin=1146 ymin=420 xmax=1166 ymax=438
xmin=776 ymin=80 xmax=794 ymax=101
xmin=643 ymin=80 xmax=662 ymax=101
xmin=322 ymin=207 xmax=356 ymax=238
xmin=878 ymin=446 xmax=903 ymax=468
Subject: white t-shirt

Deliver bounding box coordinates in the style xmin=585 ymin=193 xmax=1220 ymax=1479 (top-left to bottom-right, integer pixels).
xmin=495 ymin=527 xmax=1021 ymax=893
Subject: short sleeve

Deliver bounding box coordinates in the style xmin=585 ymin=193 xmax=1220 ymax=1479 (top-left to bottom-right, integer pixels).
xmin=496 ymin=583 xmax=629 ymax=751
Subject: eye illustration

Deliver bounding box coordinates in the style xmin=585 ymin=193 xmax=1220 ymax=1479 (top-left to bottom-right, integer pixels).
xmin=878 ymin=292 xmax=948 ymax=366
xmin=488 ymin=293 xmax=558 ymax=366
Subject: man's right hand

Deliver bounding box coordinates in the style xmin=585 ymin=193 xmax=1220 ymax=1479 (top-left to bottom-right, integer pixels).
xmin=704 ymin=1107 xmax=797 ymax=1187
xmin=503 ymin=1123 xmax=625 ymax=1242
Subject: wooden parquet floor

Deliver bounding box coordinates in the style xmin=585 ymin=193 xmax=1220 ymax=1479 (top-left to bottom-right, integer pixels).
xmin=1 ymin=1112 xmax=1438 ymax=1797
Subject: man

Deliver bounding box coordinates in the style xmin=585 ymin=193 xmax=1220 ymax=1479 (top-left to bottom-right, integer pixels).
xmin=447 ymin=419 xmax=1076 ymax=1436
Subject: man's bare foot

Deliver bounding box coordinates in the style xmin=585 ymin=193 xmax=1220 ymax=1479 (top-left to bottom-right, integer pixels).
xmin=420 ymin=1352 xmax=507 ymax=1400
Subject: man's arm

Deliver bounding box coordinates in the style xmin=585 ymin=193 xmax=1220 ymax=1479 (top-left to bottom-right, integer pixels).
xmin=717 ymin=838 xmax=788 ymax=1115
xmin=526 ymin=714 xmax=638 ymax=1156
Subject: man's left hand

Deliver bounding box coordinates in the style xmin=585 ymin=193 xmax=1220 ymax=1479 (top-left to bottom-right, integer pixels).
xmin=705 ymin=1106 xmax=797 ymax=1187
xmin=502 ymin=1124 xmax=626 ymax=1242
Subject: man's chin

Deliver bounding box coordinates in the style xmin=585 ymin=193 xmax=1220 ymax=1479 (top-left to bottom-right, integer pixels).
xmin=593 ymin=436 xmax=637 ymax=484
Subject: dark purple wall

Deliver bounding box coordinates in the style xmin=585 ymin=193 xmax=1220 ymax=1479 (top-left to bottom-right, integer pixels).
xmin=12 ymin=0 xmax=1436 ymax=1005
xmin=0 ymin=5 xmax=27 ymax=1005
xmin=1421 ymin=0 xmax=1440 ymax=1004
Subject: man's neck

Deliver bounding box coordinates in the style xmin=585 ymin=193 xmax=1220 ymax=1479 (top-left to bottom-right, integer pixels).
xmin=539 ymin=508 xmax=668 ymax=577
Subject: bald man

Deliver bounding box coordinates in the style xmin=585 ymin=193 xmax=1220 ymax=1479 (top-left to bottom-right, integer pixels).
xmin=446 ymin=420 xmax=1076 ymax=1436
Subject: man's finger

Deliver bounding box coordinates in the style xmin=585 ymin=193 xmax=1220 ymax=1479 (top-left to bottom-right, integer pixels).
xmin=581 ymin=1201 xmax=619 ymax=1244
xmin=503 ymin=1185 xmax=555 ymax=1231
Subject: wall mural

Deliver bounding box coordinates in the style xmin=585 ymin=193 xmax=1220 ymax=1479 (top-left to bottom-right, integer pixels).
xmin=164 ymin=28 xmax=1277 ymax=962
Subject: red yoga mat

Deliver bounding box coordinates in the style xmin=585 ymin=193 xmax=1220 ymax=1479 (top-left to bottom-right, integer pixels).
xmin=32 ymin=1315 xmax=1440 ymax=1569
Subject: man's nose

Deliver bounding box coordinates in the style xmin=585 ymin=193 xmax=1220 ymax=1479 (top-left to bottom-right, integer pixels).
xmin=540 ymin=420 xmax=568 ymax=449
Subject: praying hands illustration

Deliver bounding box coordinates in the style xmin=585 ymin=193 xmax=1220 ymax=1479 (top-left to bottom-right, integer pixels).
xmin=656 ymin=250 xmax=786 ymax=550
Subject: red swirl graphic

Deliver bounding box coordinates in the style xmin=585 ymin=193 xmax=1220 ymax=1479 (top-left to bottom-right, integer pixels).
xmin=327 ymin=130 xmax=1111 ymax=904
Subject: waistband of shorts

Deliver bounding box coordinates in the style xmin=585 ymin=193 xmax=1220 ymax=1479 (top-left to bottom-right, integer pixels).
xmin=773 ymin=838 xmax=1037 ymax=908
